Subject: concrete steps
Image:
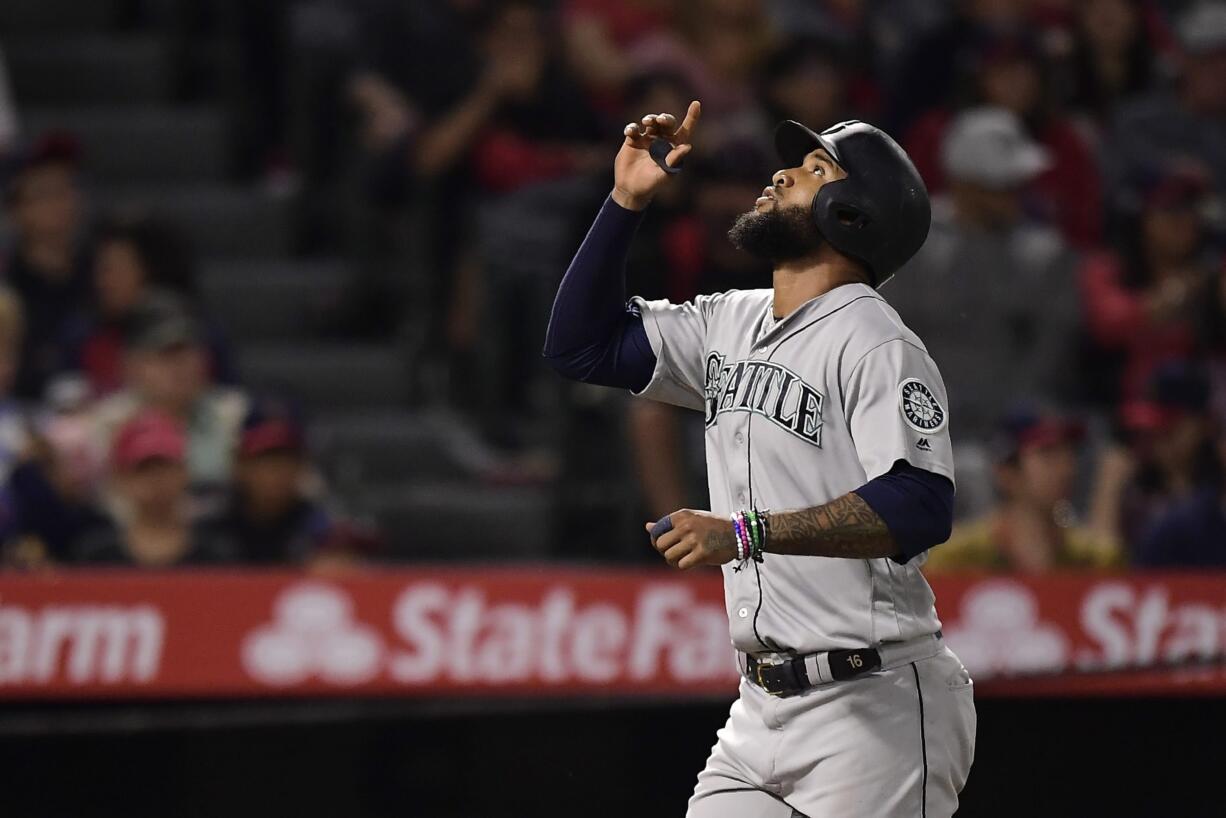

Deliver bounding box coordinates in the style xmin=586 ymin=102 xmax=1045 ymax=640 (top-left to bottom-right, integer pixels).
xmin=98 ymin=185 xmax=290 ymax=257
xmin=23 ymin=107 xmax=228 ymax=183
xmin=357 ymin=482 xmax=552 ymax=559
xmin=199 ymin=259 xmax=350 ymax=341
xmin=6 ymin=36 xmax=171 ymax=105
xmin=239 ymin=343 xmax=408 ymax=411
xmin=0 ymin=0 xmax=119 ymax=34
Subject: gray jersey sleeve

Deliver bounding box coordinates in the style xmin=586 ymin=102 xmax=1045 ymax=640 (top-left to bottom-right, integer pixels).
xmin=843 ymin=339 xmax=956 ymax=486
xmin=628 ymin=295 xmax=718 ymax=411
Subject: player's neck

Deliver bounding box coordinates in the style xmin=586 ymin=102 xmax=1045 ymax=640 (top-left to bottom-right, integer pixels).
xmin=771 ymin=255 xmax=866 ymax=319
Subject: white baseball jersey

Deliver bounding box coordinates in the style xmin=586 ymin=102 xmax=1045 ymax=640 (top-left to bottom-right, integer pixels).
xmin=632 ymin=283 xmax=953 ymax=655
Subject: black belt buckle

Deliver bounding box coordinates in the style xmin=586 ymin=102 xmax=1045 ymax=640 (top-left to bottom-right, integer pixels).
xmin=828 ymin=648 xmax=882 ymax=681
xmin=748 ymin=656 xmax=806 ymax=696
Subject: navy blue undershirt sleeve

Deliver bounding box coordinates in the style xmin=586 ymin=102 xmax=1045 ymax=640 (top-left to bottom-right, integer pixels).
xmin=853 ymin=460 xmax=954 ymax=563
xmin=542 ymin=196 xmax=658 ymax=392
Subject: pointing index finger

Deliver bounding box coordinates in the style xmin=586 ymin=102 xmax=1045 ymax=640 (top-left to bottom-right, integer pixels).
xmin=673 ymin=100 xmax=702 ymax=144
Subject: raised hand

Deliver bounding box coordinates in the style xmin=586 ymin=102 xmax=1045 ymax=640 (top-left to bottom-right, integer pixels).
xmin=612 ymin=100 xmax=702 ymax=211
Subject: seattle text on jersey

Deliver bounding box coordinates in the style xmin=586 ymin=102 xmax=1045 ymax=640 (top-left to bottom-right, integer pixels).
xmin=703 ymin=352 xmax=825 ymax=447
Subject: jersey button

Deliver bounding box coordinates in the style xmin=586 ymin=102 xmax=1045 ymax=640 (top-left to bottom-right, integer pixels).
xmin=734 ymin=432 xmax=744 ymax=445
xmin=737 ymin=493 xmax=746 ymax=504
xmin=737 ymin=607 xmax=749 ymax=619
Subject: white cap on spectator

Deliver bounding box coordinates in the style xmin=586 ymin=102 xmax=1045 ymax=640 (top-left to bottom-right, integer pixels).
xmin=941 ymin=107 xmax=1051 ymax=190
xmin=1178 ymin=2 xmax=1226 ymax=55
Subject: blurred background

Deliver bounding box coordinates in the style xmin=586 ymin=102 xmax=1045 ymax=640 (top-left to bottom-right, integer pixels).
xmin=0 ymin=0 xmax=1223 ymax=815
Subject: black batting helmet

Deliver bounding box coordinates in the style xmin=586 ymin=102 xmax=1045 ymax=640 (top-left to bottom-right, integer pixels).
xmin=774 ymin=119 xmax=931 ymax=286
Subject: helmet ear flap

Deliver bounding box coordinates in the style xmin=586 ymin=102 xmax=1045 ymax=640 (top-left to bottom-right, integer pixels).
xmin=833 ymin=205 xmax=870 ymax=229
xmin=812 ymin=186 xmax=879 ymax=286
xmin=810 ymin=188 xmax=869 ymax=239
xmin=813 ymin=182 xmax=870 ymax=232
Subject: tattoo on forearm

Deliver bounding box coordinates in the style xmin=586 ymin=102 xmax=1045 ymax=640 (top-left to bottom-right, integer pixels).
xmin=767 ymin=493 xmax=897 ymax=559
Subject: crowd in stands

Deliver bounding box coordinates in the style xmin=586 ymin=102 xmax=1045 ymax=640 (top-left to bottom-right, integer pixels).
xmin=0 ymin=135 xmax=377 ymax=568
xmin=1 ymin=0 xmax=1225 ymax=572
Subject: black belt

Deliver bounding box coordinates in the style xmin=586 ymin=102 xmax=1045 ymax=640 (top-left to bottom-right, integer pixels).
xmin=745 ymin=647 xmax=883 ymax=696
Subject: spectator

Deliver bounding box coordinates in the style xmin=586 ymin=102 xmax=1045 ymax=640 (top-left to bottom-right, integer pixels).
xmin=1134 ymin=422 xmax=1226 ymax=567
xmin=768 ymin=1 xmax=951 ymax=100
xmin=0 ymin=287 xmax=31 ymax=563
xmin=91 ymin=293 xmax=247 ymax=501
xmin=464 ymin=2 xmax=611 ymax=427
xmin=628 ymin=0 xmax=774 ymax=152
xmin=72 ymin=410 xmax=237 ymax=566
xmin=0 ymin=287 xmax=28 ymax=479
xmin=765 ymin=0 xmax=868 ymax=46
xmin=903 ymin=32 xmax=1104 ymax=245
xmin=1079 ymin=166 xmax=1218 ymax=405
xmin=338 ymin=0 xmax=521 ymax=212
xmin=565 ymin=0 xmax=773 ymax=155
xmin=561 ymin=0 xmax=679 ymax=108
xmin=886 ymin=108 xmax=1078 ymax=442
xmin=759 ymin=38 xmax=856 ymax=134
xmin=467 ymin=1 xmax=606 ymax=196
xmin=64 ymin=214 xmax=235 ymax=396
xmin=1107 ymin=2 xmax=1226 ymax=202
xmin=926 ymin=409 xmax=1118 ymax=572
xmin=343 ymin=0 xmax=607 ymax=350
xmin=1 ymin=133 xmax=91 ymax=400
xmin=886 ymin=0 xmax=1032 ymax=133
xmin=1064 ymin=0 xmax=1165 ymax=123
xmin=3 ymin=378 xmax=107 ymax=567
xmin=221 ymin=397 xmax=364 ymax=565
xmin=352 ymin=0 xmax=605 ymax=195
xmin=1089 ymin=359 xmax=1219 ymax=553
xmin=5 ymin=457 xmax=105 ymax=569
xmin=311 ymin=1 xmax=488 ymax=337
xmin=685 ymin=0 xmax=775 ymax=98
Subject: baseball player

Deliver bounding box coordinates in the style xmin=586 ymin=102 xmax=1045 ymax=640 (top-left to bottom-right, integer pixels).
xmin=544 ymin=100 xmax=975 ymax=816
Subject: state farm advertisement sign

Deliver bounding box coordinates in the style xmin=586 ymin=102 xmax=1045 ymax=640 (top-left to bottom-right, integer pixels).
xmin=0 ymin=569 xmax=738 ymax=700
xmin=0 ymin=569 xmax=1223 ymax=700
xmin=934 ymin=574 xmax=1226 ymax=697
xmin=239 ymin=578 xmax=734 ymax=693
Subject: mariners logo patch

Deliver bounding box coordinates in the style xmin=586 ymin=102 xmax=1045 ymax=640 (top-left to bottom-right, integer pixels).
xmin=899 ymin=378 xmax=946 ymax=434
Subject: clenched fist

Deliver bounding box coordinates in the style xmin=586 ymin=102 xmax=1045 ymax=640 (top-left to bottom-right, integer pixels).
xmin=644 ymin=509 xmax=737 ymax=570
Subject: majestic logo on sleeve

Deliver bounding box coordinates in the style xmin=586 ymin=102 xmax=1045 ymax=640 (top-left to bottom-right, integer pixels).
xmin=704 ymin=352 xmax=824 ymax=446
xmin=899 ymin=378 xmax=947 ymax=433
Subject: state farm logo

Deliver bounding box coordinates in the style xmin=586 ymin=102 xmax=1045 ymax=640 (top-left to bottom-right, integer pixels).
xmin=942 ymin=580 xmax=1069 ymax=677
xmin=240 ymin=581 xmax=737 ymax=689
xmin=242 ymin=584 xmax=383 ymax=686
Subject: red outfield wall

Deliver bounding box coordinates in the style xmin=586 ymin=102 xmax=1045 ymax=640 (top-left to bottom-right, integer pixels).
xmin=0 ymin=568 xmax=1223 ymax=700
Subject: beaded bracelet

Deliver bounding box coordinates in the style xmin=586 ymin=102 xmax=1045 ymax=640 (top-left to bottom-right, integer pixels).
xmin=731 ymin=512 xmax=750 ymax=561
xmin=737 ymin=510 xmax=750 ymax=562
xmin=740 ymin=508 xmax=768 ymax=562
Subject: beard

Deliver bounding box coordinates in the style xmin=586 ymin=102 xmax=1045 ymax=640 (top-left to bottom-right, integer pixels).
xmin=727 ymin=202 xmax=823 ymax=262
